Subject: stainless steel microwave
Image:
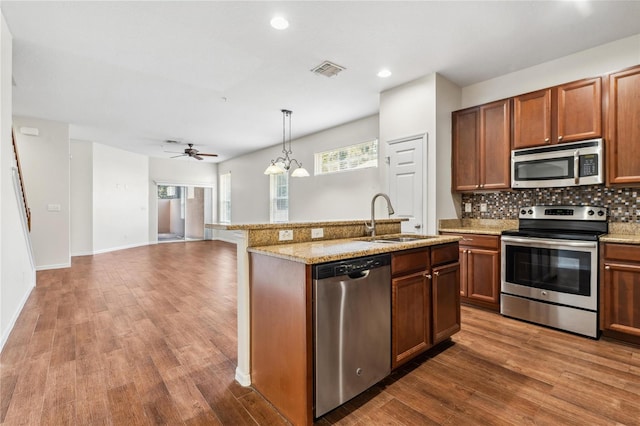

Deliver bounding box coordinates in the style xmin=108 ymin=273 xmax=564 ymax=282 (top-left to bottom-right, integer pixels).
xmin=511 ymin=138 xmax=604 ymax=189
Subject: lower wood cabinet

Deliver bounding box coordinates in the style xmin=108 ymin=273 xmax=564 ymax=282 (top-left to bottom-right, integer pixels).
xmin=441 ymin=232 xmax=500 ymax=311
xmin=391 ymin=243 xmax=460 ymax=368
xmin=600 ymin=243 xmax=640 ymax=345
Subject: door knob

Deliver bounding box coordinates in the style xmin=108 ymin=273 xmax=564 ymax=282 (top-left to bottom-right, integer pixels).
xmin=414 ymin=224 xmax=422 ymax=229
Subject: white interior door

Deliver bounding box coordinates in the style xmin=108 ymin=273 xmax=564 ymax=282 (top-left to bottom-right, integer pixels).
xmin=387 ymin=135 xmax=425 ymax=234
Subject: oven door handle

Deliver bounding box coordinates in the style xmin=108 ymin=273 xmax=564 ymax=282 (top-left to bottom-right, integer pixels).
xmin=501 ymin=236 xmax=597 ymax=249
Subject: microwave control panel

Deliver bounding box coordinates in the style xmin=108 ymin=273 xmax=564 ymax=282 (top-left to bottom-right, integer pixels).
xmin=579 ymin=154 xmax=599 ymax=177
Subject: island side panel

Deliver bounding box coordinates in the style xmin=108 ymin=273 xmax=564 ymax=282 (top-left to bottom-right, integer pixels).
xmin=250 ymin=253 xmax=313 ymax=425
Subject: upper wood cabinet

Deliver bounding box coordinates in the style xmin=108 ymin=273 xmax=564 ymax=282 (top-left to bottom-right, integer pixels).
xmin=513 ymin=77 xmax=602 ymax=149
xmin=607 ymin=65 xmax=640 ymax=185
xmin=452 ymin=99 xmax=510 ymax=191
xmin=513 ymin=88 xmax=552 ymax=149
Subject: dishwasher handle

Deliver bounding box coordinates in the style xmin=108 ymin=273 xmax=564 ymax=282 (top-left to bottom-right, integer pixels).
xmin=347 ymin=270 xmax=370 ymax=280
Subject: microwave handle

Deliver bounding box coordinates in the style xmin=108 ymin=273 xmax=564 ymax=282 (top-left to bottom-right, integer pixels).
xmin=574 ymin=150 xmax=580 ymax=185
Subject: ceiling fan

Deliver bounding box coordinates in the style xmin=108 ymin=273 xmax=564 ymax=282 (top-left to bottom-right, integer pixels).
xmin=166 ymin=142 xmax=218 ymax=160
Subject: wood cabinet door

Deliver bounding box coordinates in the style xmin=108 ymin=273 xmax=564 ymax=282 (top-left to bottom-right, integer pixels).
xmin=431 ymin=262 xmax=461 ymax=344
xmin=480 ymin=99 xmax=511 ymax=190
xmin=607 ymin=66 xmax=640 ymax=185
xmin=601 ymin=261 xmax=640 ymax=338
xmin=557 ymin=77 xmax=602 ymax=143
xmin=513 ymin=89 xmax=552 ymax=149
xmin=467 ymin=249 xmax=500 ymax=305
xmin=452 ymin=107 xmax=480 ymax=191
xmin=391 ymin=271 xmax=430 ymax=368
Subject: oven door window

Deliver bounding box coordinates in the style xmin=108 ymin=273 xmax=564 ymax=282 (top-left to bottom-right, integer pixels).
xmin=504 ymin=245 xmax=591 ymax=295
xmin=514 ymin=156 xmax=573 ymax=181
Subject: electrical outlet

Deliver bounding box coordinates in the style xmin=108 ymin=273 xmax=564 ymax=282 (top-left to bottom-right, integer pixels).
xmin=480 ymin=203 xmax=488 ymax=212
xmin=464 ymin=203 xmax=472 ymax=213
xmin=279 ymin=229 xmax=294 ymax=241
xmin=311 ymin=228 xmax=324 ymax=239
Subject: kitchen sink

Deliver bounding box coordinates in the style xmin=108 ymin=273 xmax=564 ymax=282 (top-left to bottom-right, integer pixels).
xmin=369 ymin=235 xmax=436 ymax=244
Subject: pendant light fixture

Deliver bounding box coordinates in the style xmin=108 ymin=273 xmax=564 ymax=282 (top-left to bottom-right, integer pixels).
xmin=264 ymin=109 xmax=310 ymax=177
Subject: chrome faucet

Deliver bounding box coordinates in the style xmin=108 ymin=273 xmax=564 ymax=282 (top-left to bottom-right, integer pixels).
xmin=366 ymin=193 xmax=395 ymax=237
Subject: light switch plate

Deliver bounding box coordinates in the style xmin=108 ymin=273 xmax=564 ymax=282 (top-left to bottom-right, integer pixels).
xmin=279 ymin=230 xmax=294 ymax=241
xmin=311 ymin=228 xmax=324 ymax=239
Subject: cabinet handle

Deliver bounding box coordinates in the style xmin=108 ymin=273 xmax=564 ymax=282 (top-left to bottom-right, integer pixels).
xmin=605 ymin=265 xmax=611 ymax=270
xmin=544 ymin=138 xmax=550 ymax=144
xmin=434 ymin=271 xmax=440 ymax=276
xmin=558 ymin=135 xmax=563 ymax=141
xmin=424 ymin=274 xmax=432 ymax=279
xmin=479 ymin=184 xmax=484 ymax=188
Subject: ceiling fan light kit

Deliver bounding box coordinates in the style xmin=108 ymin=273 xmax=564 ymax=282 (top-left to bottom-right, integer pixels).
xmin=264 ymin=109 xmax=310 ymax=177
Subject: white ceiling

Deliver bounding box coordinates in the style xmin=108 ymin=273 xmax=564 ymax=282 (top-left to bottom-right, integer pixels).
xmin=2 ymin=1 xmax=640 ymax=162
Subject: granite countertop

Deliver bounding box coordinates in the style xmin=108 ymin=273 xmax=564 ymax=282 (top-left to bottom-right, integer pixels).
xmin=600 ymin=223 xmax=640 ymax=244
xmin=438 ymin=219 xmax=519 ymax=236
xmin=206 ymin=218 xmax=405 ymax=231
xmin=247 ymin=234 xmax=462 ymax=264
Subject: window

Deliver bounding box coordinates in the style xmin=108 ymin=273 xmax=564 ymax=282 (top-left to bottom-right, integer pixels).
xmin=270 ymin=173 xmax=289 ymax=223
xmin=219 ymin=173 xmax=231 ymax=223
xmin=314 ymin=139 xmax=378 ymax=175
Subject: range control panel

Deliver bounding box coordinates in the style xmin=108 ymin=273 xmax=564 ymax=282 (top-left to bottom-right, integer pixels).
xmin=518 ymin=205 xmax=608 ymax=221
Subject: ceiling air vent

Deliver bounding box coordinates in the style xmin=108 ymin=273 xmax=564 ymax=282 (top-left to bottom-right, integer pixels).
xmin=311 ymin=61 xmax=346 ymax=78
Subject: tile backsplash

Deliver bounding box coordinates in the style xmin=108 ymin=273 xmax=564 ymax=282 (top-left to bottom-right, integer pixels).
xmin=461 ymin=185 xmax=640 ymax=223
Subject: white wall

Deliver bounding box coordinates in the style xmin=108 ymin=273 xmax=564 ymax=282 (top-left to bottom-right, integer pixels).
xmin=218 ymin=115 xmax=381 ymax=223
xmin=435 ymin=74 xmax=463 ymax=220
xmin=13 ymin=116 xmax=70 ymax=270
xmin=92 ymin=143 xmax=149 ymax=253
xmin=462 ymin=34 xmax=640 ymax=107
xmin=70 ymin=140 xmax=93 ymax=255
xmin=148 ymin=157 xmax=217 ymax=242
xmin=379 ymin=73 xmax=461 ymax=235
xmin=1 ymin=11 xmax=36 ymax=350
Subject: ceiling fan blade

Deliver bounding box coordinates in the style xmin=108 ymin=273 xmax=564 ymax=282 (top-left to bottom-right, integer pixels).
xmin=198 ymin=153 xmax=218 ymax=157
xmin=193 ymin=154 xmax=204 ymax=160
xmin=170 ymin=154 xmax=186 ymax=158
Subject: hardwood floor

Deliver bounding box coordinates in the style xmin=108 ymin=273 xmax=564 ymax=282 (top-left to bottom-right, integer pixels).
xmin=1 ymin=241 xmax=639 ymax=425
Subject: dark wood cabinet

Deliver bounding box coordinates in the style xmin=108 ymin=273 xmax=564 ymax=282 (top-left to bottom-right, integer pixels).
xmin=392 ymin=270 xmax=430 ymax=368
xmin=391 ymin=243 xmax=460 ymax=368
xmin=513 ymin=78 xmax=602 ymax=149
xmin=600 ymin=243 xmax=640 ymax=345
xmin=431 ymin=261 xmax=461 ymax=344
xmin=513 ymin=88 xmax=552 ymax=149
xmin=442 ymin=233 xmax=501 ymax=311
xmin=557 ymin=78 xmax=602 ymax=143
xmin=452 ymin=99 xmax=510 ymax=191
xmin=607 ymin=65 xmax=640 ymax=185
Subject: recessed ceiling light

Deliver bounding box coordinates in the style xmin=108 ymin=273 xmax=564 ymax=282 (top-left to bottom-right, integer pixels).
xmin=270 ymin=16 xmax=289 ymax=30
xmin=377 ymin=69 xmax=392 ymax=78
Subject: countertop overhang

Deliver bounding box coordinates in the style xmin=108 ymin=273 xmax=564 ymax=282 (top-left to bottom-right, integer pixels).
xmin=247 ymin=234 xmax=462 ymax=264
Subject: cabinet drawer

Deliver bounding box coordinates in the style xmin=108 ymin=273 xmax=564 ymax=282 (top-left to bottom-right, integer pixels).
xmin=392 ymin=248 xmax=430 ymax=276
xmin=431 ymin=243 xmax=459 ymax=267
xmin=602 ymin=243 xmax=640 ymax=263
xmin=442 ymin=233 xmax=500 ymax=250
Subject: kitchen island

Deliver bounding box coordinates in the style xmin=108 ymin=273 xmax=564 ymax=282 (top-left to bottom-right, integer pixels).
xmin=248 ymin=234 xmax=461 ymax=425
xmin=205 ymin=219 xmax=408 ymax=387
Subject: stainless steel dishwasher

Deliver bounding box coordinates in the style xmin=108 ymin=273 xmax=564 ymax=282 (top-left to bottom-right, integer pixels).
xmin=313 ymin=253 xmax=391 ymax=418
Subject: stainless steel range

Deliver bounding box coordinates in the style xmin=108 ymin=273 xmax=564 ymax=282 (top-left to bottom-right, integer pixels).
xmin=501 ymin=205 xmax=608 ymax=338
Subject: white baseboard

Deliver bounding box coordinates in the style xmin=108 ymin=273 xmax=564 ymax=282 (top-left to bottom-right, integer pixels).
xmin=35 ymin=262 xmax=71 ymax=271
xmin=92 ymin=241 xmax=151 ymax=255
xmin=0 ymin=283 xmax=35 ymax=352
